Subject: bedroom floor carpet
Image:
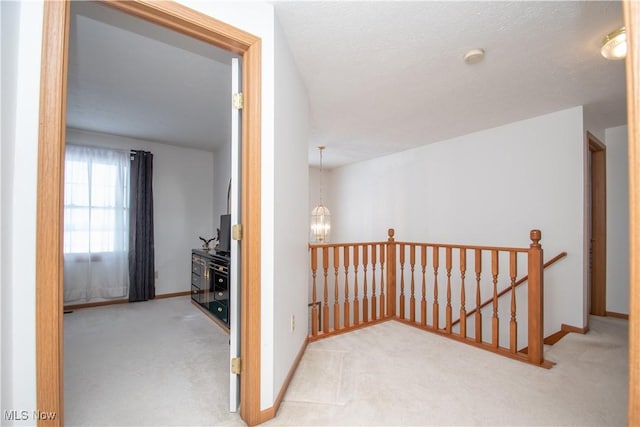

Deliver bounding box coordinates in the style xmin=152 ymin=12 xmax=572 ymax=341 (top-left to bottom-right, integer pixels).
xmin=64 ymin=297 xmax=243 ymax=426
xmin=64 ymin=297 xmax=628 ymax=426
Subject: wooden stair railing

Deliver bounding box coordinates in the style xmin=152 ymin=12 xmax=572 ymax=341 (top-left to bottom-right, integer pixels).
xmin=309 ymin=228 xmax=552 ymax=367
xmin=451 ymin=251 xmax=567 ymax=328
xmin=308 ymin=241 xmax=391 ymax=339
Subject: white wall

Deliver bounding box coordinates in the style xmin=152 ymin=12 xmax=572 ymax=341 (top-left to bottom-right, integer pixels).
xmin=327 ymin=107 xmax=586 ymax=335
xmin=66 ymin=128 xmax=215 ymax=298
xmin=272 ymin=16 xmax=310 ymax=405
xmin=0 ymin=1 xmax=43 ymax=422
xmin=0 ymin=0 xmax=17 ymax=413
xmin=605 ymin=125 xmax=629 ymax=314
xmin=583 ymin=105 xmax=607 ymax=143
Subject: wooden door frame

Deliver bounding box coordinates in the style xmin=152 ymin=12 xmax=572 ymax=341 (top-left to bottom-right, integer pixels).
xmin=36 ymin=1 xmax=262 ymax=425
xmin=587 ymin=132 xmax=607 ymax=316
xmin=624 ymin=1 xmax=639 ymax=424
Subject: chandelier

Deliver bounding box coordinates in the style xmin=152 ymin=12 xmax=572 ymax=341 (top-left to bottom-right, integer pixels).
xmin=310 ymin=146 xmax=331 ymax=242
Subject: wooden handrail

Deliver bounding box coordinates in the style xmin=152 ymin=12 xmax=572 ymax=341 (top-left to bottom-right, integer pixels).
xmin=394 ymin=241 xmax=529 ymax=254
xmin=307 ymin=228 xmax=554 ymax=367
xmin=309 ymin=240 xmax=528 ymax=253
xmin=451 ymin=251 xmax=567 ymax=328
xmin=309 ymin=241 xmax=388 ymax=249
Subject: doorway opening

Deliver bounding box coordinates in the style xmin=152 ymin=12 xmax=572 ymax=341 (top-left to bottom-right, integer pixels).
xmin=37 ymin=1 xmax=262 ymax=425
xmin=587 ymin=131 xmax=606 ymax=317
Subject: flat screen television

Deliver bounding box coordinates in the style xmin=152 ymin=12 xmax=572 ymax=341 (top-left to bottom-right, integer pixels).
xmin=217 ymin=214 xmax=231 ymax=255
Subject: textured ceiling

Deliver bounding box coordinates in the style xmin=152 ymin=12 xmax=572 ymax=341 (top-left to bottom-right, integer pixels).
xmin=273 ymin=1 xmax=627 ymax=168
xmin=67 ymin=1 xmax=627 ymax=167
xmin=66 ymin=2 xmax=236 ymax=151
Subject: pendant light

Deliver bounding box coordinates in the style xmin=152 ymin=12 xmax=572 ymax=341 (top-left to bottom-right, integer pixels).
xmin=311 ymin=146 xmax=331 ymax=242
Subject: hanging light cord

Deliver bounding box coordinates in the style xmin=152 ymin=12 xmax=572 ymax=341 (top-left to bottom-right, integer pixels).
xmin=319 ymin=146 xmax=325 ymax=206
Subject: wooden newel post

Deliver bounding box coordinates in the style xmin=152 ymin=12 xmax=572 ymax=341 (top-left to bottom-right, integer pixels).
xmin=386 ymin=229 xmax=397 ymax=317
xmin=527 ymin=229 xmax=544 ymax=365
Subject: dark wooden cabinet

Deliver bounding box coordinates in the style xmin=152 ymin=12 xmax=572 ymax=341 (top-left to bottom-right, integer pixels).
xmin=191 ymin=249 xmax=230 ymax=328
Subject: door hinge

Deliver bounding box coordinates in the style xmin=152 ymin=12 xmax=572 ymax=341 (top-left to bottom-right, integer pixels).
xmin=231 ymin=357 xmax=241 ymax=375
xmin=232 ymin=92 xmax=244 ymax=110
xmin=232 ymin=224 xmax=243 ymax=241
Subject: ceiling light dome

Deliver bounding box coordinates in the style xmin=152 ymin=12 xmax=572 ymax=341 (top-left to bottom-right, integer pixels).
xmin=601 ymin=26 xmax=627 ymax=60
xmin=464 ymin=48 xmax=485 ymax=64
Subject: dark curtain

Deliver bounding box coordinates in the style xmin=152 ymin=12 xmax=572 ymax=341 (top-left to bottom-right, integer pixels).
xmin=129 ymin=150 xmax=155 ymax=302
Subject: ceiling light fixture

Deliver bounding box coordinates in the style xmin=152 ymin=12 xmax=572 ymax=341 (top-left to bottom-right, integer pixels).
xmin=464 ymin=48 xmax=485 ymax=64
xmin=310 ymin=146 xmax=331 ymax=243
xmin=601 ymin=26 xmax=627 ymax=60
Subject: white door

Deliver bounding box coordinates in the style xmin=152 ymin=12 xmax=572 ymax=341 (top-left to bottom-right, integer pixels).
xmin=229 ymin=57 xmax=242 ymax=412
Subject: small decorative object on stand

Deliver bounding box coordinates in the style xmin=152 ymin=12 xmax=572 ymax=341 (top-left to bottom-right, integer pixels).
xmin=199 ymin=236 xmax=215 ymax=252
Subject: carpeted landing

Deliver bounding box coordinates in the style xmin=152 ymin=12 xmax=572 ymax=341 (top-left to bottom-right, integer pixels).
xmin=65 ymin=297 xmax=627 ymax=426
xmin=265 ymin=316 xmax=628 ymax=426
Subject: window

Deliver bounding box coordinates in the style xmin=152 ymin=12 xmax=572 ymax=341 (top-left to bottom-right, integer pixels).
xmin=64 ymin=145 xmax=130 ymax=254
xmin=63 ymin=144 xmax=131 ymax=303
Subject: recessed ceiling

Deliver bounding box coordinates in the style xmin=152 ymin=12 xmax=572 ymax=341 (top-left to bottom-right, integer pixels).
xmin=273 ymin=1 xmax=627 ymax=168
xmin=66 ymin=1 xmax=237 ymax=151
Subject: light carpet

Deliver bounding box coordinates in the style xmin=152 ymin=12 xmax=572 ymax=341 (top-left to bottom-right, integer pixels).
xmin=266 ymin=316 xmax=628 ymax=426
xmin=65 ymin=297 xmax=628 ymax=426
xmin=64 ymin=297 xmax=243 ymax=426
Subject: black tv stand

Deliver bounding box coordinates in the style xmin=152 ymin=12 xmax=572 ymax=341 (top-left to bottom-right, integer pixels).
xmin=191 ymin=249 xmax=230 ymax=330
